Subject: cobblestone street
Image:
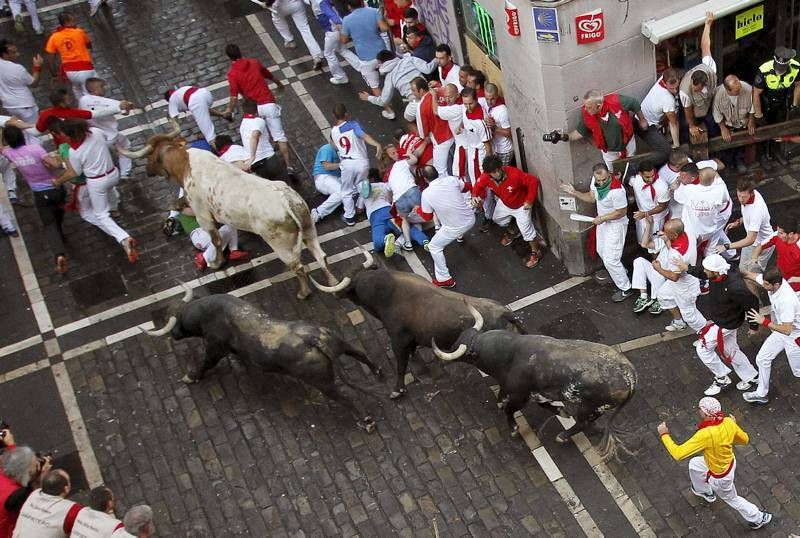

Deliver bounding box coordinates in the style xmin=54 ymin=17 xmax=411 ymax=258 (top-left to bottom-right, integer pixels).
xmin=1 ymin=0 xmax=800 ymax=536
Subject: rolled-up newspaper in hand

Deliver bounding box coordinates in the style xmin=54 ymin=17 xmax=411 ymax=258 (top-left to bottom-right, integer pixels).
xmin=569 ymin=213 xmax=596 ymax=223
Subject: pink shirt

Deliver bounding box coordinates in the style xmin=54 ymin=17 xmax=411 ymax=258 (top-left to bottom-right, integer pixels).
xmin=2 ymin=144 xmax=57 ymax=192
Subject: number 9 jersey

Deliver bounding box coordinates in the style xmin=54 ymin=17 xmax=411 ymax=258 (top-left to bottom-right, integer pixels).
xmin=331 ymin=120 xmax=369 ymax=161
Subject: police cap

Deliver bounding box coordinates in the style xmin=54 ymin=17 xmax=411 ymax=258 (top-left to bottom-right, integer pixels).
xmin=774 ymin=46 xmax=796 ymax=65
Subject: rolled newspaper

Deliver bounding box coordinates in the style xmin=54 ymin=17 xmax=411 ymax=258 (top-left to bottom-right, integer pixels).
xmin=569 ymin=213 xmax=596 ymax=223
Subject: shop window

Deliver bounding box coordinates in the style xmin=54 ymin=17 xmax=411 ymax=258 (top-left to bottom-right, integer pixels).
xmin=460 ymin=0 xmax=500 ymax=66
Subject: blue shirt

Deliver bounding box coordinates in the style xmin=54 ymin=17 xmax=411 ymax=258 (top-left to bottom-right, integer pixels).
xmin=315 ymin=0 xmax=341 ymax=32
xmin=312 ymin=144 xmax=341 ymax=177
xmin=342 ymin=7 xmax=386 ymax=62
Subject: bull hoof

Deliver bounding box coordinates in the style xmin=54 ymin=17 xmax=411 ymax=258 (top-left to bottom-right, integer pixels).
xmin=181 ymin=374 xmax=198 ymax=384
xmin=389 ymin=389 xmax=406 ymax=400
xmin=555 ymin=432 xmax=570 ymax=443
xmin=296 ymin=290 xmax=311 ymax=300
xmin=360 ymin=417 xmax=376 ymax=433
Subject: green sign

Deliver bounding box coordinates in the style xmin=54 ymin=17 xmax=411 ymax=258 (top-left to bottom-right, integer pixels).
xmin=472 ymin=2 xmax=497 ymax=56
xmin=735 ymin=4 xmax=764 ymax=40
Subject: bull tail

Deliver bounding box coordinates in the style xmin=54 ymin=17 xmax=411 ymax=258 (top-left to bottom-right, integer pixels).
xmin=313 ymin=336 xmax=384 ymax=401
xmin=597 ymin=373 xmax=639 ymax=462
xmin=503 ymin=311 xmax=528 ymax=334
xmin=281 ymin=196 xmax=306 ymax=260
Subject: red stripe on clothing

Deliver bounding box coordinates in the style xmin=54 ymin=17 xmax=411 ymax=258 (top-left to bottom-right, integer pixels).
xmin=63 ymin=504 xmax=84 ymax=534
xmin=183 ymin=86 xmax=198 ymax=107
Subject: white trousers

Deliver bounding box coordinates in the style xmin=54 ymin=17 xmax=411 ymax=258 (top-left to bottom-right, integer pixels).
xmin=695 ymin=325 xmax=758 ymax=381
xmin=752 ymin=331 xmax=800 ymax=397
xmin=631 ymin=257 xmax=666 ymax=296
xmin=600 ymin=137 xmax=636 ymax=170
xmin=65 ymin=69 xmax=97 ymax=100
xmin=696 ymin=227 xmax=732 ymax=258
xmin=596 ymin=219 xmax=631 ymax=291
xmin=0 ymin=157 xmax=16 ymax=194
xmin=9 ymin=0 xmax=41 ymax=32
xmin=493 ymin=199 xmax=537 ymax=241
xmin=272 ymin=0 xmax=322 ymax=59
xmin=256 ymin=102 xmax=286 ymax=143
xmin=0 ymin=202 xmax=14 ymax=232
xmin=464 ymin=145 xmax=486 ymax=185
xmin=634 ymin=211 xmax=667 ymax=244
xmin=83 ymin=170 xmax=129 ymax=243
xmin=314 ymin=173 xmax=342 ymax=218
xmin=187 ymin=88 xmax=216 ymax=144
xmin=431 ymin=138 xmax=454 ymax=177
xmin=107 ymin=133 xmax=132 ymax=177
xmin=191 ymin=225 xmax=238 ymax=265
xmin=688 ymin=458 xmax=762 ymax=524
xmin=323 ymin=30 xmax=347 ymax=81
xmin=656 ymin=277 xmax=707 ymax=331
xmin=339 ymin=158 xmax=368 ymax=218
xmin=429 ymin=220 xmax=474 ymax=281
xmin=4 ymin=105 xmax=39 ymax=126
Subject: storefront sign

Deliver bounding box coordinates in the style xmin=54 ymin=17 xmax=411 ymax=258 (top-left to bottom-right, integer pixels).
xmin=735 ymin=4 xmax=764 ymax=40
xmin=505 ymin=1 xmax=521 ymax=37
xmin=532 ymin=6 xmax=560 ymax=43
xmin=575 ymin=9 xmax=604 ymax=44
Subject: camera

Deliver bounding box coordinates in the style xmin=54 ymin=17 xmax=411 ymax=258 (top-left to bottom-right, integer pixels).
xmin=542 ymin=129 xmax=566 ymax=144
xmin=36 ymin=452 xmax=53 ymax=466
xmin=0 ymin=420 xmax=8 ymax=439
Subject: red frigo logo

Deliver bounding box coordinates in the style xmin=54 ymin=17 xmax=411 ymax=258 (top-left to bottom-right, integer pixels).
xmin=505 ymin=1 xmax=520 ymax=37
xmin=576 ymin=9 xmax=604 ymax=44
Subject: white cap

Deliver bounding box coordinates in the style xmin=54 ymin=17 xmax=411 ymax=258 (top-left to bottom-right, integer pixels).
xmin=702 ymin=254 xmax=730 ymax=275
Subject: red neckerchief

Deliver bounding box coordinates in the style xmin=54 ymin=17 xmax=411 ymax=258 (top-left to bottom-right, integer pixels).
xmin=610 ymin=178 xmax=623 ymax=190
xmin=218 ymin=144 xmax=232 ymax=156
xmin=488 ymin=97 xmax=505 ymax=111
xmin=243 ymin=113 xmax=257 ymax=119
xmin=454 ymin=97 xmax=463 ymax=105
xmin=68 ymin=136 xmax=86 ymax=150
xmin=691 ymin=177 xmax=700 ymax=185
xmin=659 ymin=78 xmax=670 ymax=90
xmin=440 ymin=63 xmax=454 ymax=80
xmin=697 ymin=413 xmax=725 ymax=429
xmin=476 ymin=88 xmax=485 ymax=99
xmin=671 ymin=232 xmax=689 ymax=254
xmin=465 ymin=105 xmax=484 ymax=120
xmin=642 ymin=173 xmax=658 ymax=201
xmin=711 ymin=275 xmax=727 ymax=283
xmin=167 ymin=89 xmax=176 ymax=98
xmin=744 ymin=192 xmax=755 ymax=205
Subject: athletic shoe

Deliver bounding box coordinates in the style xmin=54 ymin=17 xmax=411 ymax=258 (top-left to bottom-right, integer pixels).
xmin=743 ymin=391 xmax=769 ymax=404
xmin=284 ymin=41 xmax=297 ymax=49
xmin=736 ymin=376 xmax=758 ymax=391
xmin=690 ymin=487 xmax=716 ymax=503
xmin=704 ymin=375 xmax=731 ymax=396
xmin=227 ymin=250 xmax=250 ymax=263
xmin=329 ymin=77 xmax=349 ymax=85
xmin=423 ymin=239 xmax=430 ymax=252
xmin=8 ymin=191 xmax=18 ymax=204
xmin=748 ymin=511 xmax=772 ymax=530
xmin=34 ymin=26 xmax=44 ymax=36
xmin=56 ymin=255 xmax=68 ymax=274
xmin=500 ymin=230 xmax=520 ymax=246
xmin=0 ymin=6 xmax=11 ymax=16
xmin=632 ymin=296 xmax=655 ymax=313
xmin=611 ymin=289 xmax=634 ymax=302
xmin=342 ymin=215 xmax=356 ymax=226
xmin=383 ymin=234 xmax=395 ymax=258
xmin=648 ymin=299 xmax=663 ymax=315
xmin=313 ymin=58 xmax=324 ymax=71
xmin=195 ymin=251 xmax=207 ymax=271
xmin=121 ymin=237 xmax=138 ymax=263
xmin=14 ymin=15 xmax=24 ymax=33
xmin=432 ymin=277 xmax=455 ymax=288
xmin=381 ymin=110 xmax=396 ymax=120
xmin=401 ymin=241 xmax=413 ymax=251
xmin=665 ymin=319 xmax=688 ymax=332
xmin=456 ymin=236 xmax=464 ymax=243
xmin=310 ymin=208 xmax=320 ymax=223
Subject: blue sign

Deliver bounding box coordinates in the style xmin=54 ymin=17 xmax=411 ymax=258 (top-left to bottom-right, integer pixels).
xmin=532 ymin=7 xmax=560 ymax=43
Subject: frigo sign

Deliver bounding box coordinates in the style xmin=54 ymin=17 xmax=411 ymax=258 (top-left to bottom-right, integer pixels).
xmin=735 ymin=4 xmax=764 ymax=40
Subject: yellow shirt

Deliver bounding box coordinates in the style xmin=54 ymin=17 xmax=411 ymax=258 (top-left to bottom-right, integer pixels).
xmin=660 ymin=417 xmax=749 ymax=475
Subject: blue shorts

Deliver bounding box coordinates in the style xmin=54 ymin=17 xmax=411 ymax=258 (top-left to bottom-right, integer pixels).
xmin=394 ymin=186 xmax=421 ymax=216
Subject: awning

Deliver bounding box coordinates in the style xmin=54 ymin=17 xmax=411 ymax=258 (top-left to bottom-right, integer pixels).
xmin=641 ymin=0 xmax=763 ymax=44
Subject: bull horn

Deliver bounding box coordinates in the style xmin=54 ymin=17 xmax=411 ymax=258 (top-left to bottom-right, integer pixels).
xmin=118 ymin=142 xmax=153 ymax=159
xmin=361 ymin=249 xmax=374 ymax=269
xmin=164 ymin=117 xmax=182 ymax=138
xmin=145 ymin=316 xmax=177 ymax=337
xmin=467 ymin=303 xmax=484 ymax=331
xmin=179 ymin=285 xmax=194 ymax=303
xmin=431 ymin=337 xmax=467 ymax=361
xmin=309 ymin=275 xmax=351 ymax=293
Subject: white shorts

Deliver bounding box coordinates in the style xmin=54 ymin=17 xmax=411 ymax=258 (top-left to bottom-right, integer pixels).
xmin=257 ymin=102 xmax=286 ymax=143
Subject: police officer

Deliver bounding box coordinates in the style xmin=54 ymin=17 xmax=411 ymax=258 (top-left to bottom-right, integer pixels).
xmin=753 ymin=46 xmax=800 ymax=168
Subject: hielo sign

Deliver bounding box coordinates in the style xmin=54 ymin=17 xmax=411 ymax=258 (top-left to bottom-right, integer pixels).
xmin=735 ymin=4 xmax=764 ymax=40
xmin=575 ymin=9 xmax=604 ymax=45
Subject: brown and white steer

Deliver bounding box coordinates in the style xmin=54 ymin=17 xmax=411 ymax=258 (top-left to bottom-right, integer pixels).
xmin=121 ymin=121 xmax=349 ymax=299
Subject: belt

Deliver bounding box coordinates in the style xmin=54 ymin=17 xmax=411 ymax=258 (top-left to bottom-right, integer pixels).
xmin=183 ymin=86 xmax=199 ymax=107
xmin=86 ymin=167 xmax=116 ymax=179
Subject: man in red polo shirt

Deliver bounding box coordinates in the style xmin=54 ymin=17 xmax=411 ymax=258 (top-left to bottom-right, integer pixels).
xmin=223 ymin=43 xmax=296 ymax=180
xmin=472 ymin=155 xmax=545 ymax=268
xmin=36 ymin=88 xmax=123 ymax=136
xmin=742 ymin=215 xmax=800 ymax=293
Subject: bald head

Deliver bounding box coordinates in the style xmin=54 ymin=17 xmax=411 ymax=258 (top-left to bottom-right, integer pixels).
xmin=723 ymin=75 xmax=742 ymax=95
xmin=663 ymin=218 xmax=684 ymax=239
xmin=699 ymin=168 xmax=717 ymax=186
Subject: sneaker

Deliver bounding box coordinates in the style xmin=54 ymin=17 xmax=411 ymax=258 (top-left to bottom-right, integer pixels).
xmin=313 ymin=58 xmax=324 ymax=71
xmin=736 ymin=376 xmax=757 ymax=391
xmin=500 ymin=229 xmax=520 ymax=246
xmin=3 ymin=228 xmax=18 ymax=237
xmin=227 ymin=250 xmax=250 ymax=263
xmin=194 ymin=251 xmax=207 ymax=271
xmin=632 ymin=295 xmax=655 ymax=313
xmin=748 ymin=511 xmax=772 ymax=530
xmin=743 ymin=391 xmax=769 ymax=404
xmin=432 ymin=277 xmax=455 ymax=288
xmin=14 ymin=15 xmax=24 ymax=33
xmin=456 ymin=236 xmax=464 ymax=243
xmin=329 ymin=77 xmax=349 ymax=85
xmin=401 ymin=241 xmax=413 ymax=251
xmin=34 ymin=26 xmax=44 ymax=36
xmin=56 ymin=255 xmax=68 ymax=274
xmin=648 ymin=299 xmax=663 ymax=315
xmin=8 ymin=191 xmax=18 ymax=204
xmin=342 ymin=215 xmax=356 ymax=226
xmin=423 ymin=239 xmax=430 ymax=252
xmin=690 ymin=487 xmax=716 ymax=503
xmin=665 ymin=319 xmax=688 ymax=332
xmin=611 ymin=289 xmax=634 ymax=302
xmin=286 ymin=167 xmax=298 ymax=182
xmin=704 ymin=375 xmax=731 ymax=396
xmin=381 ymin=110 xmax=396 ymax=120
xmin=383 ymin=233 xmax=395 ymax=258
xmin=121 ymin=237 xmax=138 ymax=263
xmin=284 ymin=41 xmax=297 ymax=49
xmin=310 ymin=208 xmax=320 ymax=223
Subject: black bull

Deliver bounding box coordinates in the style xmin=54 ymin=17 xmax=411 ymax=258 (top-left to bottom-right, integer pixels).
xmin=314 ymin=266 xmax=525 ymax=399
xmin=433 ymin=308 xmax=637 ymax=449
xmin=146 ymin=292 xmax=383 ymax=432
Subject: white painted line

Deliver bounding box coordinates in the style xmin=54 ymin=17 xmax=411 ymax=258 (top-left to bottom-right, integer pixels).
xmin=61 ymin=340 xmax=106 ymax=362
xmin=0 ymin=335 xmax=43 ymax=360
xmin=298 ymin=93 xmax=331 ymax=131
xmin=506 ymin=276 xmax=591 ymax=311
xmin=247 ymin=14 xmax=286 ymax=64
xmin=0 ymin=359 xmax=50 ymax=384
xmin=403 ymin=251 xmax=432 ymax=281
xmin=52 ymin=362 xmax=104 ymax=488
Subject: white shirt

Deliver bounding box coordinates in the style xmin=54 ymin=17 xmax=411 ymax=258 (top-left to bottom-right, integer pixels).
xmin=68 ymin=128 xmax=116 ymax=178
xmin=488 ymin=102 xmax=513 ymax=154
xmin=71 ymin=509 xmax=123 ymax=538
xmin=79 ymin=94 xmax=123 ymax=141
xmin=590 ymin=179 xmax=628 ymax=224
xmin=421 ymin=176 xmax=474 ymax=229
xmin=0 ymin=59 xmax=36 ymax=109
xmin=167 ymin=86 xmax=195 ymax=117
xmin=439 ymin=63 xmax=462 ymax=92
xmin=673 ymin=182 xmax=727 ymax=237
xmin=436 ymin=103 xmax=466 ymax=145
xmin=630 ymin=174 xmax=670 ymax=213
xmin=219 ymin=144 xmax=250 ymax=164
xmin=386 ymin=159 xmax=416 ymax=200
xmin=649 ymin=233 xmax=697 ymax=273
xmin=741 ymin=190 xmax=775 ymax=246
xmin=240 ymin=115 xmax=275 ymax=163
xmin=460 ymin=114 xmax=491 ymax=150
xmin=641 ymin=79 xmax=677 ymax=126
xmin=758 ymin=276 xmax=800 ymax=337
xmin=403 ymin=99 xmax=418 ymax=122
xmin=12 ymin=490 xmax=82 ymax=538
xmin=679 ymin=56 xmax=717 ymax=108
xmin=364 ymin=182 xmax=391 ymax=218
xmin=331 ymin=120 xmax=368 ymax=161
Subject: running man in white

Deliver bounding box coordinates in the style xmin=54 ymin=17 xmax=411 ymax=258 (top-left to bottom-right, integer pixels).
xmin=330 ymin=103 xmax=382 ymax=226
xmin=311 ymin=0 xmax=361 ymax=85
xmin=416 ymin=166 xmax=474 ymax=288
xmin=630 ymin=160 xmax=670 ymax=243
xmin=719 ymin=177 xmax=775 ymax=274
xmin=5 ymin=0 xmax=42 ymax=33
xmin=268 ymin=0 xmax=323 ymax=70
xmin=310 ymin=143 xmax=342 ymax=223
xmin=79 ymin=77 xmax=136 ymax=178
xmin=743 ymin=268 xmax=800 ymax=404
xmin=165 ymin=85 xmax=231 ymax=149
xmin=430 ymin=84 xmax=467 ymax=178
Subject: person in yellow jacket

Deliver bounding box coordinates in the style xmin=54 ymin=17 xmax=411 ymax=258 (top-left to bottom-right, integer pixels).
xmin=657 ymin=396 xmax=772 ymax=530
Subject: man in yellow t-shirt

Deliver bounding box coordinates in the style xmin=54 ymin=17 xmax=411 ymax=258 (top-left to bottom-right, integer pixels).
xmin=658 ymin=397 xmax=771 ymax=529
xmin=45 ymin=11 xmax=96 ymax=99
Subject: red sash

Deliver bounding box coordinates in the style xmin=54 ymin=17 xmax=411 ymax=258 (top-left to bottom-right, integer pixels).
xmin=183 ymin=86 xmax=199 ymax=106
xmin=699 ymin=323 xmax=732 ymax=365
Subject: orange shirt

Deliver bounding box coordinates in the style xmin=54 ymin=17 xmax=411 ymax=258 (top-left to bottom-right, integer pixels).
xmin=45 ymin=26 xmax=93 ymax=69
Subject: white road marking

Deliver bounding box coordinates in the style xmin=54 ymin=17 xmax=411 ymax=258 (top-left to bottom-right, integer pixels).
xmin=506 ymin=276 xmax=591 ymax=311
xmin=0 ymin=335 xmax=43 ymax=360
xmin=403 ymin=251 xmax=432 ymax=280
xmin=0 ymin=0 xmax=84 ymax=22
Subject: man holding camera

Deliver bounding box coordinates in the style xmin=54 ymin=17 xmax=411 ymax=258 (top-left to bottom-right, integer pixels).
xmin=0 ymin=433 xmax=53 ymax=536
